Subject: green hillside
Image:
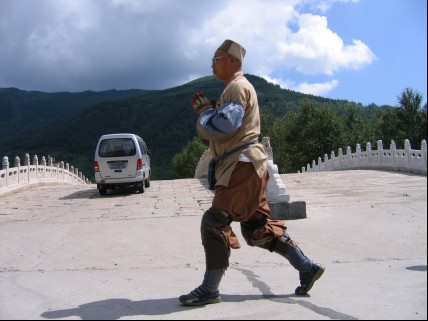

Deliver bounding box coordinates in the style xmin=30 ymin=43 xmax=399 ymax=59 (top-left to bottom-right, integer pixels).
xmin=0 ymin=75 xmax=393 ymax=180
xmin=0 ymin=87 xmax=154 ymax=142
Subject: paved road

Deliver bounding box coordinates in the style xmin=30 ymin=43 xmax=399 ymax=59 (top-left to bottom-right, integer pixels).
xmin=0 ymin=170 xmax=426 ymax=320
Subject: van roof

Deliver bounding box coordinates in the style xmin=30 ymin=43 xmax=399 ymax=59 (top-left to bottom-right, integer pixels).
xmin=99 ymin=133 xmax=142 ymax=140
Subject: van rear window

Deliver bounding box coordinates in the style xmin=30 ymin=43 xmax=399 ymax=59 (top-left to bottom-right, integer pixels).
xmin=99 ymin=138 xmax=136 ymax=157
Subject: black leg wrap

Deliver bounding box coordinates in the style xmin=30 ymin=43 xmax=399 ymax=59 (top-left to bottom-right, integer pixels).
xmin=268 ymin=237 xmax=279 ymax=252
xmin=271 ymin=236 xmax=291 ymax=255
xmin=201 ymin=208 xmax=232 ymax=270
xmin=274 ymin=236 xmax=311 ymax=272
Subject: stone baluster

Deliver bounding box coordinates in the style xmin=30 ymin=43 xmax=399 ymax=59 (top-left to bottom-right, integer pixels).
xmin=15 ymin=156 xmax=20 ymax=183
xmin=59 ymin=161 xmax=64 ymax=181
xmin=41 ymin=156 xmax=47 ymax=181
xmin=33 ymin=155 xmax=39 ymax=180
xmin=2 ymin=156 xmax=9 ymax=187
xmin=24 ymin=153 xmax=30 ymax=182
xmin=24 ymin=153 xmax=30 ymax=166
xmin=404 ymin=139 xmax=411 ymax=168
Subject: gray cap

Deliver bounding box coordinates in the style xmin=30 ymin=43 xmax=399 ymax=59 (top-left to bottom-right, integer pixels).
xmin=217 ymin=39 xmax=246 ymax=62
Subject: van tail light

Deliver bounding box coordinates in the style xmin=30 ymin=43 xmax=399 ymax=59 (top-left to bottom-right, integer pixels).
xmin=94 ymin=161 xmax=100 ymax=172
xmin=137 ymin=159 xmax=143 ymax=170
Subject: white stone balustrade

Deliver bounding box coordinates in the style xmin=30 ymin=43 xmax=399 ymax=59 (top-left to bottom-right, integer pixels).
xmin=263 ymin=137 xmax=290 ymax=202
xmin=0 ymin=153 xmax=88 ymax=192
xmin=302 ymin=139 xmax=427 ymax=175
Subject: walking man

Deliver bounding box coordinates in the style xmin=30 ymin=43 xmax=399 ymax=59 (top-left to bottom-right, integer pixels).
xmin=179 ymin=39 xmax=324 ymax=306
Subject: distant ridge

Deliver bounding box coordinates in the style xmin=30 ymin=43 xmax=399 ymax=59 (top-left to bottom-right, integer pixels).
xmin=0 ymin=87 xmax=154 ymax=140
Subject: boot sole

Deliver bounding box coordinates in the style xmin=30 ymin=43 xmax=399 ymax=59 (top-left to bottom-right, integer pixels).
xmin=179 ymin=296 xmax=222 ymax=306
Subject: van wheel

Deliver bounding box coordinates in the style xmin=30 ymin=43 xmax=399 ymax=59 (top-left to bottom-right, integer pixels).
xmin=99 ymin=188 xmax=107 ymax=196
xmin=144 ymin=177 xmax=150 ymax=188
xmin=138 ymin=182 xmax=145 ymax=194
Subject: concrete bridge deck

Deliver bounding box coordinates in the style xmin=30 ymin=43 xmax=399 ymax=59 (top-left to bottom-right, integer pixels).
xmin=0 ymin=170 xmax=426 ymax=320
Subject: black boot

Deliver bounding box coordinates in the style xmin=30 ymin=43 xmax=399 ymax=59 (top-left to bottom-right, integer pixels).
xmin=270 ymin=234 xmax=325 ymax=295
xmin=295 ymin=263 xmax=325 ymax=295
xmin=179 ymin=269 xmax=224 ymax=306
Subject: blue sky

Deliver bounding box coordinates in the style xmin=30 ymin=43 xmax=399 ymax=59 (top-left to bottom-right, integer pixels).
xmin=0 ymin=0 xmax=426 ymax=107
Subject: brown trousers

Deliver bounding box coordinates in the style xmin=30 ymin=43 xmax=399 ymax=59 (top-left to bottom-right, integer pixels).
xmin=201 ymin=162 xmax=286 ymax=269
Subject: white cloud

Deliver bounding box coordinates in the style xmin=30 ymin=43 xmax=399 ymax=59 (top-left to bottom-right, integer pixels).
xmin=262 ymin=75 xmax=338 ymax=96
xmin=0 ymin=0 xmax=374 ymax=97
xmin=273 ymin=13 xmax=376 ymax=76
xmin=182 ymin=0 xmax=374 ymax=97
xmin=293 ymin=79 xmax=339 ymax=96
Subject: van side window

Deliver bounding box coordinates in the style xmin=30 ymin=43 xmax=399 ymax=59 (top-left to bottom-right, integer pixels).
xmin=138 ymin=140 xmax=148 ymax=155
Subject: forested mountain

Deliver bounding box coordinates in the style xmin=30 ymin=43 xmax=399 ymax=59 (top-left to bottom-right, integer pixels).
xmin=0 ymin=75 xmax=396 ymax=180
xmin=0 ymin=88 xmax=154 ymax=140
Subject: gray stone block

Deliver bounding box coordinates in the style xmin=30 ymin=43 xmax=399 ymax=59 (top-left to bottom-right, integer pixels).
xmin=268 ymin=201 xmax=307 ymax=220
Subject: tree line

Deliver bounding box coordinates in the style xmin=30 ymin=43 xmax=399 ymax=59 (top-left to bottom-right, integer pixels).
xmin=173 ymin=87 xmax=427 ymax=177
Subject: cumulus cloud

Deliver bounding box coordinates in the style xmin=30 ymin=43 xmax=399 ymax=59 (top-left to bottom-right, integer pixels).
xmin=0 ymin=0 xmax=375 ymax=97
xmin=275 ymin=14 xmax=376 ymax=75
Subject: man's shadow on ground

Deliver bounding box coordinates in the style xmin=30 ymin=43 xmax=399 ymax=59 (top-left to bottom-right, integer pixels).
xmin=40 ymin=294 xmax=355 ymax=320
xmin=40 ymin=295 xmax=294 ymax=320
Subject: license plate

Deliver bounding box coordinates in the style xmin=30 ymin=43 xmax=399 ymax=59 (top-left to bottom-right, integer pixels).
xmin=110 ymin=163 xmax=127 ymax=169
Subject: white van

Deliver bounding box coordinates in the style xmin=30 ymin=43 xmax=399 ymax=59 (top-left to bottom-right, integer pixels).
xmin=94 ymin=133 xmax=151 ymax=195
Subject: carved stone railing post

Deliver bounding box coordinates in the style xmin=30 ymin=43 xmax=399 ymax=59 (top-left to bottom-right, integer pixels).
xmin=262 ymin=137 xmax=305 ymax=220
xmin=14 ymin=156 xmax=20 ymax=167
xmin=404 ymin=139 xmax=411 ymax=168
xmin=67 ymin=164 xmax=71 ymax=183
xmin=15 ymin=156 xmax=20 ymax=183
xmin=338 ymin=148 xmax=343 ymax=167
xmin=24 ymin=153 xmax=30 ymax=182
xmin=323 ymin=154 xmax=328 ymax=171
xmin=2 ymin=156 xmax=9 ymax=187
xmin=262 ymin=137 xmax=290 ymax=202
xmin=263 ymin=137 xmax=273 ymax=160
xmin=377 ymin=140 xmax=384 ymax=166
xmin=55 ymin=162 xmax=59 ymax=181
xmin=41 ymin=156 xmax=46 ymax=181
xmin=331 ymin=150 xmax=336 ymax=170
xmin=33 ymin=155 xmax=39 ymax=181
xmin=60 ymin=161 xmax=65 ymax=181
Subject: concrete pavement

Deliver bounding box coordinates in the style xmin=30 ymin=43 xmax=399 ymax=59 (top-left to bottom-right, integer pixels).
xmin=0 ymin=170 xmax=426 ymax=320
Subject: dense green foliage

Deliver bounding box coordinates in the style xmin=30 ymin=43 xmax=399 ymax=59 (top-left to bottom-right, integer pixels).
xmin=172 ymin=138 xmax=208 ymax=178
xmin=1 ymin=78 xmax=426 ymax=181
xmin=268 ymin=100 xmax=348 ymax=173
